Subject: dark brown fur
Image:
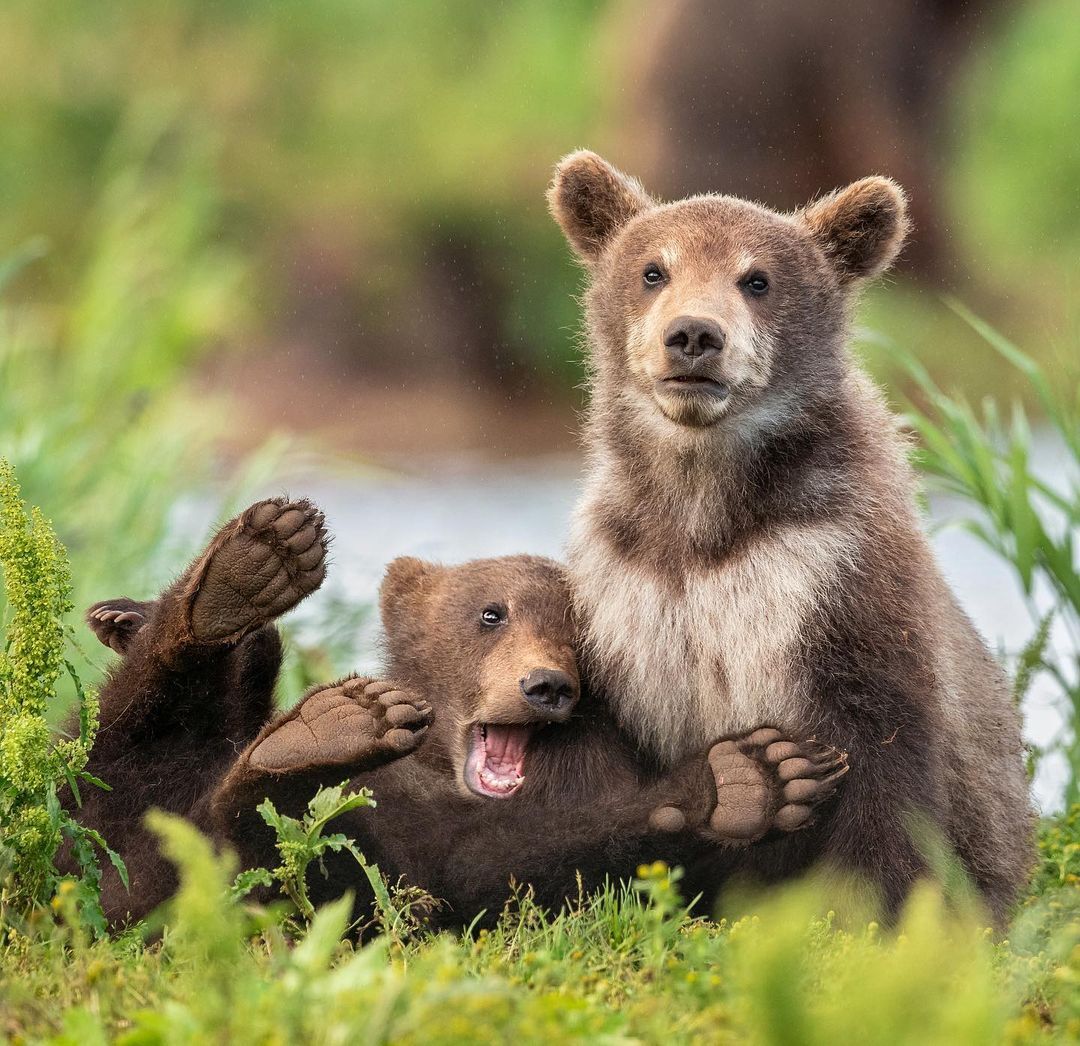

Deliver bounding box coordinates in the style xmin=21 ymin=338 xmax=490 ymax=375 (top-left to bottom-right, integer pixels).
xmin=66 ymin=498 xmax=327 ymax=916
xmin=548 ymin=151 xmax=1033 ymax=923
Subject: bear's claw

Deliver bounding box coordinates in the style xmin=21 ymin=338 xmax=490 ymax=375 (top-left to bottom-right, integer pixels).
xmin=705 ymin=728 xmax=848 ymax=844
xmin=86 ymin=598 xmax=152 ymax=654
xmin=247 ymin=676 xmax=433 ymax=774
xmin=184 ymin=497 xmax=328 ymax=645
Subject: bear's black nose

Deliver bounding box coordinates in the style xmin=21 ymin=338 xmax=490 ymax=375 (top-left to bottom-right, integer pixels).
xmin=663 ymin=315 xmax=726 ymax=360
xmin=520 ymin=668 xmax=578 ymax=718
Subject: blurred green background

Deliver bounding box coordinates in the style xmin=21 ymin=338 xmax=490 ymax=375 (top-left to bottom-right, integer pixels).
xmin=0 ymin=0 xmax=1078 ymax=735
xmin=2 ymin=0 xmax=1077 ymax=417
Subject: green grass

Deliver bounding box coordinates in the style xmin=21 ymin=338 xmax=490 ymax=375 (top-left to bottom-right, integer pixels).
xmin=0 ymin=117 xmax=244 ymax=712
xmin=0 ymin=811 xmax=1077 ymax=1044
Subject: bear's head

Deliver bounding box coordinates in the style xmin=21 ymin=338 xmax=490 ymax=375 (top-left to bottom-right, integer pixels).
xmin=548 ymin=151 xmax=909 ymax=435
xmin=379 ymin=554 xmax=579 ymax=800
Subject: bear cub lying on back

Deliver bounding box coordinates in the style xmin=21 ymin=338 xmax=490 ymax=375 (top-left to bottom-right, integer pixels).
xmin=77 ymin=498 xmax=846 ymax=927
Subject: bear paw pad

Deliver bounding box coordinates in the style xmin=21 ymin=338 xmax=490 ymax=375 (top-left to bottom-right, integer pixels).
xmin=186 ymin=497 xmax=328 ymax=644
xmin=248 ymin=677 xmax=433 ymax=774
xmin=706 ymin=728 xmax=848 ymax=843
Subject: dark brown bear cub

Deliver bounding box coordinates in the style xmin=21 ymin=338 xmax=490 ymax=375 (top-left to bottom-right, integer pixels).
xmin=73 ymin=498 xmax=331 ymax=919
xmin=78 ymin=501 xmax=846 ymax=927
xmin=547 ymin=150 xmax=1033 ymax=922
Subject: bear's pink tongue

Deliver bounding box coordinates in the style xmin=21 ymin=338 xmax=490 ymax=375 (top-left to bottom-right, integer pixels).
xmin=484 ymin=725 xmax=530 ymax=774
xmin=467 ymin=724 xmax=533 ymax=798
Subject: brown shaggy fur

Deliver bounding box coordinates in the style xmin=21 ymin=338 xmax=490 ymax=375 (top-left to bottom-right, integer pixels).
xmin=548 ymin=150 xmax=1033 ymax=923
xmin=71 ymin=507 xmax=846 ymax=928
xmin=66 ymin=498 xmax=327 ymax=917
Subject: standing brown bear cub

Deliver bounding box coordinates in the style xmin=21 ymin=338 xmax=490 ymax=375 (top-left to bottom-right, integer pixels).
xmin=550 ymin=151 xmax=1033 ymax=921
xmin=78 ymin=498 xmax=844 ymax=926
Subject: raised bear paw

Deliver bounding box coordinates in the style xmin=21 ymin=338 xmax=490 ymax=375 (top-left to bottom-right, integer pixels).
xmin=704 ymin=727 xmax=848 ymax=844
xmin=181 ymin=497 xmax=328 ymax=645
xmin=86 ymin=597 xmax=152 ymax=654
xmin=247 ymin=677 xmax=433 ymax=775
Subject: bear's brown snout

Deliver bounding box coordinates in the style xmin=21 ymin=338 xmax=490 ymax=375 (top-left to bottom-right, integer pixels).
xmin=663 ymin=315 xmax=726 ymax=361
xmin=519 ymin=667 xmax=578 ymax=721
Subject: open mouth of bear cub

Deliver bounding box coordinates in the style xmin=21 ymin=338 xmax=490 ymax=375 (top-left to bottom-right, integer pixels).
xmin=464 ymin=723 xmax=536 ymax=799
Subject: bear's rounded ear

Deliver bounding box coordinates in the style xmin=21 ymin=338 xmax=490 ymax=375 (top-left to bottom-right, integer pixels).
xmin=379 ymin=557 xmax=441 ymax=644
xmin=800 ymin=177 xmax=910 ymax=285
xmin=547 ymin=150 xmax=654 ymax=263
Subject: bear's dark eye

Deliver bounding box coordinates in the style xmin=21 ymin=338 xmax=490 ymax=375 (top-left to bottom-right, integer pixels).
xmin=642 ymin=264 xmax=666 ymax=288
xmin=480 ymin=605 xmax=507 ymax=627
xmin=743 ymin=272 xmax=770 ymax=296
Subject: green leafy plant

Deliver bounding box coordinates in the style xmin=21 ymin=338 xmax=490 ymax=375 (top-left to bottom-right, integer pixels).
xmin=0 ymin=458 xmax=124 ymax=936
xmin=235 ymin=782 xmax=440 ymax=943
xmin=252 ymin=782 xmax=394 ymax=928
xmin=899 ymin=303 xmax=1080 ymax=802
xmin=1029 ymin=801 xmax=1080 ymax=899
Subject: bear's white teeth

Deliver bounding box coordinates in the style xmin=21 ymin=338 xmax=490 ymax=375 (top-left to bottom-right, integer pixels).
xmin=478 ymin=766 xmax=522 ymax=793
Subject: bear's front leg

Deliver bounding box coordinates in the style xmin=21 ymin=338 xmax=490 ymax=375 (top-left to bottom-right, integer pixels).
xmin=204 ymin=676 xmax=433 ymax=872
xmin=647 ymin=729 xmax=848 ymax=844
xmin=209 ymin=676 xmax=432 ymax=815
xmin=246 ymin=677 xmax=432 ymax=774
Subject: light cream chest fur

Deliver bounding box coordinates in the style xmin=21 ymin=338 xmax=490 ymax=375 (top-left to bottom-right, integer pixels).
xmin=568 ymin=513 xmax=854 ymax=764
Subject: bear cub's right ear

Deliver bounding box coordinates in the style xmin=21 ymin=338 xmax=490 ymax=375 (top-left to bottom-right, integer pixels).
xmin=548 ymin=150 xmax=654 ymax=263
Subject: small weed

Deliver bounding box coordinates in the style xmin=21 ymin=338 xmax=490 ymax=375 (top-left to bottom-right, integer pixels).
xmin=254 ymin=782 xmax=376 ymax=925
xmin=898 ymin=306 xmax=1080 ymax=800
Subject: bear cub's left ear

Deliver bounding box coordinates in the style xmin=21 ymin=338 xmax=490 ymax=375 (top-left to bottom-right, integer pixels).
xmin=379 ymin=557 xmax=440 ymax=644
xmin=801 ymin=177 xmax=910 ymax=284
